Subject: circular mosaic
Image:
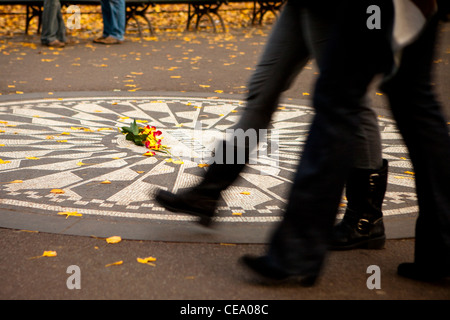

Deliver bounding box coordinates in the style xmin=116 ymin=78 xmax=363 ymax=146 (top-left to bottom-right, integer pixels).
xmin=0 ymin=96 xmax=418 ymax=227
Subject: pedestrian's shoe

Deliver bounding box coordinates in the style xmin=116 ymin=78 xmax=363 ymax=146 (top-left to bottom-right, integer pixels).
xmin=240 ymin=255 xmax=318 ymax=287
xmin=93 ymin=36 xmax=123 ymax=44
xmin=397 ymin=262 xmax=450 ymax=282
xmin=93 ymin=36 xmax=106 ymax=43
xmin=330 ymin=159 xmax=388 ymax=250
xmin=44 ymin=39 xmax=65 ymax=48
xmin=155 ymin=189 xmax=218 ymax=226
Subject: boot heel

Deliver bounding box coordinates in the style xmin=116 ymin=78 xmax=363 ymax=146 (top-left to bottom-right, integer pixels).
xmin=366 ymin=236 xmax=386 ymax=249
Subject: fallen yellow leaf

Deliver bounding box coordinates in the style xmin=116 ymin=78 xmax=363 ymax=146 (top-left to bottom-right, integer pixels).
xmin=106 ymin=236 xmax=122 ymax=244
xmin=29 ymin=250 xmax=57 ymax=259
xmin=58 ymin=211 xmax=82 ymax=219
xmin=50 ymin=189 xmax=65 ymax=194
xmin=105 ymin=261 xmax=123 ymax=267
xmin=137 ymin=256 xmax=157 ymax=266
xmin=240 ymin=191 xmax=251 ymax=195
xmin=0 ymin=159 xmax=12 ymax=164
xmin=9 ymin=180 xmax=23 ymax=183
xmin=43 ymin=250 xmax=57 ymax=257
xmin=198 ymin=163 xmax=210 ymax=168
xmin=100 ymin=180 xmax=111 ymax=184
xmin=26 ymin=157 xmax=40 ymax=160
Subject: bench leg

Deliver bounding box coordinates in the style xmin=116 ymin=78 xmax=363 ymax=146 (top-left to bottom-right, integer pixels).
xmin=252 ymin=1 xmax=285 ymax=25
xmin=126 ymin=4 xmax=154 ymax=37
xmin=186 ymin=3 xmax=225 ymax=33
xmin=25 ymin=5 xmax=42 ymax=35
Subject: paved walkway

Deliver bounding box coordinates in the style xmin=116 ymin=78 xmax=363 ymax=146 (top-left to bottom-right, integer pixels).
xmin=0 ymin=25 xmax=449 ymax=301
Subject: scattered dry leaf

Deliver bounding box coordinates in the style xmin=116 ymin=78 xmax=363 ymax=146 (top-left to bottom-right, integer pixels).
xmin=105 ymin=261 xmax=123 ymax=267
xmin=50 ymin=189 xmax=65 ymax=194
xmin=137 ymin=256 xmax=157 ymax=266
xmin=106 ymin=236 xmax=122 ymax=244
xmin=58 ymin=211 xmax=82 ymax=219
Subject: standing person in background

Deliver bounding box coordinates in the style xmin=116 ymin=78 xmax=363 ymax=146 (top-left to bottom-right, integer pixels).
xmin=41 ymin=0 xmax=66 ymax=47
xmin=94 ymin=0 xmax=126 ymax=44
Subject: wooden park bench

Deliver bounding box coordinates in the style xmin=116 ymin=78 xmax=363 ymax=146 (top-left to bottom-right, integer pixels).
xmin=0 ymin=0 xmax=286 ymax=36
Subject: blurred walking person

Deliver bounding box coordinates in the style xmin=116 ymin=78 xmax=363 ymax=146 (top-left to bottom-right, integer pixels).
xmin=240 ymin=0 xmax=450 ymax=284
xmin=156 ymin=0 xmax=389 ymax=259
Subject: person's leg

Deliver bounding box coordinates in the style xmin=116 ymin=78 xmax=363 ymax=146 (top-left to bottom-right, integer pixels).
xmin=100 ymin=0 xmax=113 ymax=38
xmin=382 ymin=15 xmax=450 ymax=281
xmin=108 ymin=0 xmax=126 ymax=41
xmin=55 ymin=1 xmax=66 ymax=43
xmin=156 ymin=1 xmax=311 ymax=225
xmin=303 ymin=5 xmax=387 ymax=250
xmin=41 ymin=0 xmax=63 ymax=45
xmin=242 ymin=0 xmax=394 ymax=283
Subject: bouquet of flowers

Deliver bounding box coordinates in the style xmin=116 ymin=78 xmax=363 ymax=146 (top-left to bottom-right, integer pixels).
xmin=120 ymin=120 xmax=170 ymax=157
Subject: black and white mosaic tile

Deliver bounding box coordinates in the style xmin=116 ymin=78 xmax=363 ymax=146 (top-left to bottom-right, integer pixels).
xmin=0 ymin=96 xmax=418 ymax=225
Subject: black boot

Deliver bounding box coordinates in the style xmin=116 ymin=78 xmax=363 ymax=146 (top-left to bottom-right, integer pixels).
xmin=330 ymin=159 xmax=388 ymax=250
xmin=155 ymin=162 xmax=245 ymax=226
xmin=155 ymin=140 xmax=246 ymax=226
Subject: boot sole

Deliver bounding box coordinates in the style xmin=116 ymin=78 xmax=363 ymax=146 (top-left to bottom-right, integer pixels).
xmin=155 ymin=194 xmax=213 ymax=227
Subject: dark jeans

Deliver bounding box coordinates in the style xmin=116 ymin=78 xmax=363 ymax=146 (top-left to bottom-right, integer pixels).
xmin=41 ymin=0 xmax=66 ymax=44
xmin=100 ymin=0 xmax=126 ymax=41
xmin=235 ymin=0 xmax=382 ymax=170
xmin=382 ymin=15 xmax=450 ymax=269
xmin=266 ymin=0 xmax=396 ymax=274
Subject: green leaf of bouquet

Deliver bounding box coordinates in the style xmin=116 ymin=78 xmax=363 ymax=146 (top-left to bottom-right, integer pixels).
xmin=125 ymin=132 xmax=135 ymax=141
xmin=130 ymin=119 xmax=139 ymax=135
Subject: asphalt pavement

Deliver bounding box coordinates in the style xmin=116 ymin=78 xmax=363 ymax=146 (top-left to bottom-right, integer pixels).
xmin=1 ymin=18 xmax=450 ymax=304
